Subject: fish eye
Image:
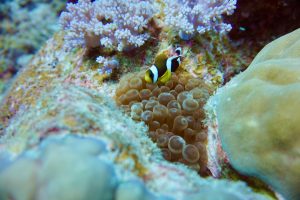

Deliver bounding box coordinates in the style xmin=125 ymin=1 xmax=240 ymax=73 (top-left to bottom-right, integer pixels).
xmin=175 ymin=47 xmax=182 ymax=56
xmin=174 ymin=44 xmax=180 ymax=49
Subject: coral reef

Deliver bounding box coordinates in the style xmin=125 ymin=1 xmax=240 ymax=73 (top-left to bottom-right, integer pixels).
xmin=0 ymin=135 xmax=118 ymax=200
xmin=58 ymin=0 xmax=247 ymax=86
xmin=163 ymin=0 xmax=236 ymax=39
xmin=0 ymin=0 xmax=65 ymax=72
xmin=205 ymin=28 xmax=300 ymax=200
xmin=59 ymin=0 xmax=156 ymax=51
xmin=0 ymin=33 xmax=79 ymax=124
xmin=0 ymin=30 xmax=273 ymax=199
xmin=115 ymin=70 xmax=213 ymax=175
xmin=0 ymin=82 xmax=269 ymax=200
xmin=0 ymin=31 xmax=154 ymax=124
xmin=96 ymin=56 xmax=120 ymax=75
xmin=0 ymin=0 xmax=66 ymax=98
xmin=2 ymin=0 xmax=296 ymax=199
xmin=155 ymin=29 xmax=251 ymax=87
xmin=0 ymin=124 xmax=270 ymax=200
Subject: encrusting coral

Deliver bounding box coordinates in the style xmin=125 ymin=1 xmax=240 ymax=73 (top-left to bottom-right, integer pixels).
xmin=205 ymin=28 xmax=300 ymax=200
xmin=0 ymin=0 xmax=65 ymax=72
xmin=0 ymin=0 xmax=66 ymax=97
xmin=115 ymin=69 xmax=213 ymax=175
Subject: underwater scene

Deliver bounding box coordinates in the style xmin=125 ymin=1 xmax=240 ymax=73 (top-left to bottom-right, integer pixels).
xmin=0 ymin=0 xmax=300 ymax=199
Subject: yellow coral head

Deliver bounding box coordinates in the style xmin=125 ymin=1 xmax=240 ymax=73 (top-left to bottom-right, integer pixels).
xmin=145 ymin=70 xmax=153 ymax=83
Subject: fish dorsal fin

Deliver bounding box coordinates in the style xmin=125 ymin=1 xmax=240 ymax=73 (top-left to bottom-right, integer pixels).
xmin=154 ymin=52 xmax=168 ymax=69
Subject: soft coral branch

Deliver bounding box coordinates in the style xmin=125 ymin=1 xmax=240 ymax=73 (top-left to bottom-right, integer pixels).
xmin=163 ymin=0 xmax=236 ymax=39
xmin=59 ymin=0 xmax=156 ymax=51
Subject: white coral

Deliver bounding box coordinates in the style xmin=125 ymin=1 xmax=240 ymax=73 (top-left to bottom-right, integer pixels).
xmin=59 ymin=0 xmax=155 ymax=51
xmin=163 ymin=0 xmax=236 ymax=38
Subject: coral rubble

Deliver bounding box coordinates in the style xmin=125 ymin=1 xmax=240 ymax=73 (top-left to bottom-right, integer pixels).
xmin=206 ymin=28 xmax=300 ymax=200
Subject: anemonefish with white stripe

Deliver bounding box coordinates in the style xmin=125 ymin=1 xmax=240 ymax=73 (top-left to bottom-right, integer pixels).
xmin=145 ymin=47 xmax=183 ymax=84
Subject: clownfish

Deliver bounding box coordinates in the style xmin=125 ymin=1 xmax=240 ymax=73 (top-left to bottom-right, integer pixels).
xmin=145 ymin=47 xmax=183 ymax=84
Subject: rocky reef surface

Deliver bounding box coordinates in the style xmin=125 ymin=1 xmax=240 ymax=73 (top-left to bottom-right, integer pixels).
xmin=0 ymin=0 xmax=66 ymax=101
xmin=0 ymin=30 xmax=271 ymax=200
xmin=0 ymin=0 xmax=299 ymax=199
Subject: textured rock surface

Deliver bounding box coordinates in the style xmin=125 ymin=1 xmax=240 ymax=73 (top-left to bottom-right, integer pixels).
xmin=0 ymin=31 xmax=271 ymax=200
xmin=207 ymin=28 xmax=300 ymax=199
xmin=0 ymin=0 xmax=66 ymax=98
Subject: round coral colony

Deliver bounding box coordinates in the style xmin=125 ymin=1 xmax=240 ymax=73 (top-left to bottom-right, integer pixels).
xmin=115 ymin=72 xmax=212 ymax=175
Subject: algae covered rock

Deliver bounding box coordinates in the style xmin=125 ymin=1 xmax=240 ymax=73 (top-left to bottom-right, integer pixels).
xmin=0 ymin=19 xmax=273 ymax=199
xmin=0 ymin=83 xmax=270 ymax=200
xmin=207 ymin=28 xmax=300 ymax=199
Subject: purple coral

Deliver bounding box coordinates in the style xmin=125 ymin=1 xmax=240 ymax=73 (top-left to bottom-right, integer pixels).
xmin=163 ymin=0 xmax=236 ymax=39
xmin=59 ymin=0 xmax=155 ymax=51
xmin=96 ymin=56 xmax=119 ymax=75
